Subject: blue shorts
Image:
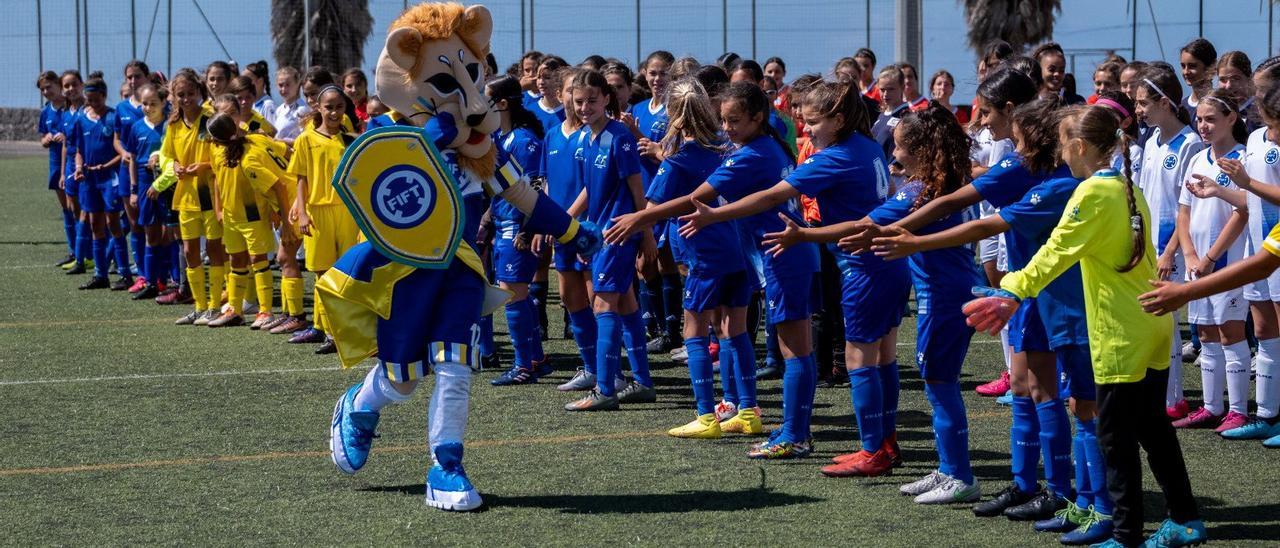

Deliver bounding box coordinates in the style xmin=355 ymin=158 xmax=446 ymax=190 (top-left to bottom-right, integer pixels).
xmin=79 ymin=175 xmax=121 ymax=214
xmin=47 ymin=166 xmax=60 ymax=190
xmin=915 ymin=308 xmax=974 ymax=382
xmin=685 ymin=269 xmax=753 ymax=312
xmin=591 ymin=239 xmax=637 ymax=293
xmin=493 ymin=237 xmax=539 ymax=283
xmin=64 ymin=170 xmax=79 ymax=197
xmin=137 ymin=187 xmax=172 ymax=226
xmin=553 ymin=241 xmax=590 ymax=272
xmin=840 ymin=263 xmax=911 ymax=343
xmin=1055 ymin=343 xmax=1096 ymax=400
xmin=377 ymin=259 xmax=485 ymax=377
xmin=764 ymin=271 xmax=820 ymax=325
xmin=1008 ymin=297 xmax=1052 ymax=353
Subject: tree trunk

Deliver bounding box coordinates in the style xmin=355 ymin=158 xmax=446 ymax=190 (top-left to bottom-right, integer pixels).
xmin=271 ymin=0 xmax=373 ymax=72
xmin=964 ymin=0 xmax=1061 ymax=52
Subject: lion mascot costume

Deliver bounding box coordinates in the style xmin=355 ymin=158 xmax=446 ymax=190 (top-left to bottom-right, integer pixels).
xmin=318 ymin=2 xmax=598 ymax=511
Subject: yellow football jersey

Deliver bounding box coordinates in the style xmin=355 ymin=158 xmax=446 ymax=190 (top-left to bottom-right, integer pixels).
xmin=211 ymin=140 xmax=274 ymax=224
xmin=160 ymin=111 xmax=214 ymax=213
xmin=242 ymin=111 xmax=277 ymax=137
xmin=241 ymin=134 xmax=297 ymax=214
xmin=287 ymin=127 xmax=350 ymax=207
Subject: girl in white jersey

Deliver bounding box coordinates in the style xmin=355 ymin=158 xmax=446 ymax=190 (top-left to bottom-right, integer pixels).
xmin=1173 ymin=90 xmax=1252 ymax=433
xmin=1215 ymin=72 xmax=1280 ymax=442
xmin=1135 ymin=65 xmax=1207 ymax=418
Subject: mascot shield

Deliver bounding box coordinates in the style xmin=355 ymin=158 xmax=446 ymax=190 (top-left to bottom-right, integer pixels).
xmin=331 ymin=126 xmax=465 ymax=269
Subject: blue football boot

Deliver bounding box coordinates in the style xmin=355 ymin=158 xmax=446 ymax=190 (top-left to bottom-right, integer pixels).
xmin=1142 ymin=519 xmax=1208 ymax=547
xmin=1060 ymin=508 xmax=1114 ymax=545
xmin=490 ymin=365 xmax=537 ymax=386
xmin=329 ymin=383 xmax=380 ymax=474
xmin=424 ymin=442 xmax=483 ymax=511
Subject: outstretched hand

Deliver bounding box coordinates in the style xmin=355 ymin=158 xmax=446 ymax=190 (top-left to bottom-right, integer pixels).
xmin=870 ymin=225 xmax=919 ymax=260
xmin=761 ymin=213 xmax=803 ymax=257
xmin=837 ymin=220 xmax=883 ymax=254
xmin=1138 ymin=279 xmax=1191 ymax=316
xmin=961 ymin=286 xmax=1022 ymax=336
xmin=604 ymin=211 xmax=647 ymax=245
xmin=677 ymin=198 xmax=718 ymax=239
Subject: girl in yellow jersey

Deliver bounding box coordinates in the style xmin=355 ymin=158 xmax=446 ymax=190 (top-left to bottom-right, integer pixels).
xmin=163 ymin=71 xmax=226 ymax=326
xmin=229 ymin=76 xmax=277 ymax=138
xmin=964 ymin=104 xmax=1204 ymax=547
xmin=202 ymin=61 xmax=233 ymax=114
xmin=287 ymin=84 xmax=360 ymax=352
xmin=301 ymin=68 xmax=359 ymax=134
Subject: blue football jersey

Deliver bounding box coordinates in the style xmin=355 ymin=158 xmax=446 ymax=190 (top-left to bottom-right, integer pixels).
xmin=785 ymin=133 xmax=892 ymax=269
xmin=970 ymin=155 xmax=1073 ymax=271
xmin=646 ymin=140 xmax=745 ymax=277
xmin=630 ymin=97 xmax=668 ymax=189
xmin=868 ymin=181 xmax=982 ymax=309
xmin=581 ymin=119 xmax=643 ymax=229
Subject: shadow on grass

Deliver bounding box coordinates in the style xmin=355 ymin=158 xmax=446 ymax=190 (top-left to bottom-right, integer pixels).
xmin=363 ymin=473 xmax=824 ymax=513
xmin=1197 ymin=497 xmax=1280 ymax=542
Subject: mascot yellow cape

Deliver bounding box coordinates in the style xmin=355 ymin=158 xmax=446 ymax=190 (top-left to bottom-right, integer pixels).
xmin=317 ymin=2 xmax=599 ymax=512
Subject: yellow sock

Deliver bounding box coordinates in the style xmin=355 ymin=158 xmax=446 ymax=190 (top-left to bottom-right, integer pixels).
xmin=244 ymin=272 xmax=258 ymax=307
xmin=313 ymin=288 xmax=326 ymax=332
xmin=228 ymin=269 xmax=248 ymax=315
xmin=253 ymin=261 xmax=274 ymax=313
xmin=208 ymin=264 xmax=227 ymax=311
xmin=187 ymin=267 xmax=207 ymax=312
xmin=281 ymin=277 xmax=304 ymax=317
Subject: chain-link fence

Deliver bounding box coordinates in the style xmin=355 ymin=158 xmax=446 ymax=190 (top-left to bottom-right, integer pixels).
xmin=4 ymin=0 xmax=1278 ymax=109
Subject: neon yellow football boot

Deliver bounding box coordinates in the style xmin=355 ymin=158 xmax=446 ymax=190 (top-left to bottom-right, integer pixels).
xmin=667 ymin=413 xmax=723 ymax=439
xmin=720 ymin=407 xmax=764 ymax=435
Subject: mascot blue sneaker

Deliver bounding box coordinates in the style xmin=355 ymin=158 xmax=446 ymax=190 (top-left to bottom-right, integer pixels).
xmin=424 ymin=442 xmax=483 ymax=511
xmin=314 ymin=2 xmax=599 ymax=513
xmin=330 ymin=383 xmax=380 ymax=474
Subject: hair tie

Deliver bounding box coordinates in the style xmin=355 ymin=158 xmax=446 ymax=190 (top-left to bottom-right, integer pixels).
xmin=1115 ymin=128 xmax=1126 ymax=140
xmin=1130 ymin=215 xmax=1143 ymax=231
xmin=1095 ymin=98 xmax=1131 ymax=120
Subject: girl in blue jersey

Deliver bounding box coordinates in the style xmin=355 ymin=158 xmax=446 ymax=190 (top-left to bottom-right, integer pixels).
xmin=59 ymin=70 xmax=91 ymax=274
xmin=531 ymin=57 xmax=568 ymax=133
xmin=71 ymin=75 xmax=133 ymax=290
xmin=629 ymin=51 xmax=684 ymax=354
xmin=765 ymin=102 xmax=985 ymax=501
xmin=483 ymin=75 xmax=552 ymax=386
xmin=620 ymin=81 xmax=816 ymax=450
xmin=873 ymin=99 xmax=1117 ymax=543
xmin=37 ymin=71 xmax=74 ymax=266
xmin=562 ymin=69 xmax=656 ymax=411
xmin=845 ymin=71 xmax=1077 ymax=501
xmin=114 ymin=60 xmax=150 ymax=290
xmin=125 ymin=83 xmax=171 ymax=300
xmin=1135 ymin=64 xmax=1207 ymax=417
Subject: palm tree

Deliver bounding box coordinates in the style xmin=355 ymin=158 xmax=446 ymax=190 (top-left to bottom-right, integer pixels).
xmin=963 ymin=0 xmax=1061 ymax=52
xmin=271 ymin=0 xmax=373 ymax=72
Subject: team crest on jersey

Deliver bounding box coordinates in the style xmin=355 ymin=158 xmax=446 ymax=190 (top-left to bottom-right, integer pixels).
xmin=1000 ymin=158 xmax=1015 ymax=169
xmin=1030 ymin=193 xmax=1041 ymax=205
xmin=1163 ymin=154 xmax=1178 ymax=170
xmin=331 ymin=126 xmax=465 ymax=269
xmin=1267 ymin=148 xmax=1279 ymax=165
xmin=1216 ymin=171 xmax=1230 ymax=186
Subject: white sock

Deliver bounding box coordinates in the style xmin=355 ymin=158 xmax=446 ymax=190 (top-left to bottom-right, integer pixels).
xmin=428 ymin=362 xmax=472 ymax=462
xmin=1223 ymin=340 xmax=1252 ymax=415
xmin=1200 ymin=342 xmax=1226 ymax=415
xmin=1258 ymin=337 xmax=1280 ymax=419
xmin=1000 ymin=326 xmax=1012 ymax=372
xmin=1168 ymin=321 xmax=1184 ymax=406
xmin=353 ymin=362 xmax=415 ymax=412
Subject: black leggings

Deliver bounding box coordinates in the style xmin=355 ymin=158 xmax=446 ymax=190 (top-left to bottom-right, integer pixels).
xmin=1097 ymin=367 xmax=1200 ymax=544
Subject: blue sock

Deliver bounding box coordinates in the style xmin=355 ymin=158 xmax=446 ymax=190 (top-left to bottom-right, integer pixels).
xmin=1010 ymin=396 xmax=1042 ymax=493
xmin=765 ymin=321 xmax=781 ymax=367
xmin=661 ymin=274 xmax=682 ymax=339
xmin=530 ymin=300 xmax=546 ymax=363
xmin=155 ymin=244 xmax=171 ymax=284
xmin=568 ymin=308 xmax=598 ymax=376
xmin=105 ymin=234 xmax=116 ymax=269
xmin=684 ymin=336 xmax=715 ymax=415
xmin=797 ymin=354 xmax=817 ymax=440
xmin=1072 ymin=425 xmax=1092 ymax=510
xmin=848 ymin=367 xmax=885 ymax=452
xmin=504 ymin=299 xmax=533 ymax=369
xmin=112 ymin=234 xmax=132 ymax=278
xmin=91 ymin=238 xmax=109 ymax=277
xmin=925 ymin=381 xmax=973 ymax=484
xmin=719 ymin=335 xmax=738 ymax=406
xmin=779 ymin=357 xmax=807 ymax=443
xmin=595 ymin=312 xmax=622 ymax=396
xmin=641 ymin=278 xmax=661 ymax=334
xmin=1037 ymin=399 xmax=1074 ymax=499
xmin=478 ymin=314 xmax=495 ymax=358
xmin=131 ymin=231 xmax=145 ymax=278
xmin=61 ymin=209 xmax=76 ymax=256
xmin=880 ymin=361 xmax=900 ymax=439
xmin=169 ymin=241 xmax=182 ymax=283
xmin=620 ymin=311 xmax=652 ymax=387
xmin=730 ymin=332 xmax=757 ymax=408
xmin=75 ymin=221 xmax=90 ymax=263
xmin=1078 ymin=417 xmax=1113 ymax=515
xmin=143 ymin=245 xmax=158 ymax=286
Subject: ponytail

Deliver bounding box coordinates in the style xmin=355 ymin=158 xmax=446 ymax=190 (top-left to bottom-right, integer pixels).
xmin=207 ymin=113 xmax=246 ymax=167
xmin=1061 ymin=104 xmax=1147 ymax=272
xmin=802 ymin=80 xmax=873 ymax=143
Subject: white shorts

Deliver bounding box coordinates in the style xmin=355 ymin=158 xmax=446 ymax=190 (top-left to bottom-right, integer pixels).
xmin=1188 ymin=288 xmax=1248 ymax=325
xmin=1243 ymin=237 xmax=1280 ymax=301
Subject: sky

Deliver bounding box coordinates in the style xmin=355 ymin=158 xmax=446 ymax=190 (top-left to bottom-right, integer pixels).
xmin=5 ymin=0 xmax=1278 ymax=108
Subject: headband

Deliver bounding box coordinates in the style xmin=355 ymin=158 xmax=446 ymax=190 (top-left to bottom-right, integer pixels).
xmin=84 ymin=82 xmax=106 ymax=94
xmin=1095 ymin=98 xmax=1131 ymax=119
xmin=316 ymin=84 xmax=343 ymax=98
xmin=1142 ymin=78 xmax=1172 ymax=103
xmin=1204 ymin=95 xmax=1234 ymax=111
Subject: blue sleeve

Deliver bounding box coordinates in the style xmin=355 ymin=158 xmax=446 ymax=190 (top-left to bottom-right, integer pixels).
xmin=645 ymin=157 xmax=681 ymax=204
xmin=613 ymin=132 xmax=642 ymax=181
xmin=867 ymin=188 xmax=915 ymax=225
xmin=704 ymin=152 xmax=752 ymax=199
xmin=38 ymin=109 xmax=51 ymax=135
xmin=997 ymin=181 xmax=1072 ymax=238
xmin=970 ymin=159 xmax=1024 ymax=207
xmin=784 ymin=151 xmax=838 ymax=196
xmin=522 ymin=136 xmax=545 ymax=179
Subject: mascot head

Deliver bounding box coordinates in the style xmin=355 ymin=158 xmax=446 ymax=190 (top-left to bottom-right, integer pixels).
xmin=377 ymin=3 xmax=498 ymax=176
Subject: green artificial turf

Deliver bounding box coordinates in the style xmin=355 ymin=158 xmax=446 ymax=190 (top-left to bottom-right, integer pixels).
xmin=0 ymin=155 xmax=1275 ymax=546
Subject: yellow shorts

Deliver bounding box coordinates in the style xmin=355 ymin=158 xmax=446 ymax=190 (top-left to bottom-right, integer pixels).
xmin=303 ymin=205 xmax=361 ymax=272
xmin=178 ymin=210 xmax=223 ymax=241
xmin=222 ymin=219 xmax=275 ymax=256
